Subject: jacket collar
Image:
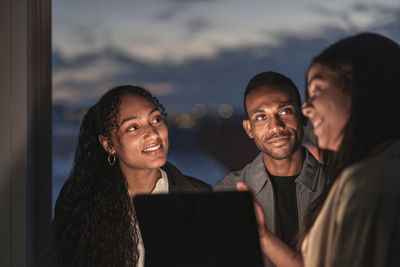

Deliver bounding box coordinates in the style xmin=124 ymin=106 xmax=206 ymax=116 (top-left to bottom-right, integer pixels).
xmin=246 ymin=147 xmax=321 ymax=195
xmin=296 ymin=148 xmax=321 ymax=192
xmin=161 ymin=161 xmax=192 ymax=192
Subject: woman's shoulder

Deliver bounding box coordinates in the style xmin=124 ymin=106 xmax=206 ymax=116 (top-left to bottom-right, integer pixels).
xmin=161 ymin=162 xmax=212 ymax=192
xmin=338 ymin=141 xmax=400 ymax=199
xmin=183 ymin=175 xmax=213 ymax=191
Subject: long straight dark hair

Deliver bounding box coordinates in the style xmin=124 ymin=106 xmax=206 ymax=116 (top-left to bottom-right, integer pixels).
xmin=297 ymin=32 xmax=400 ymax=249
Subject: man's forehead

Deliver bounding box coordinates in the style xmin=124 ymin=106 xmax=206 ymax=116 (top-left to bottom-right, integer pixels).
xmin=247 ymin=86 xmax=296 ymax=105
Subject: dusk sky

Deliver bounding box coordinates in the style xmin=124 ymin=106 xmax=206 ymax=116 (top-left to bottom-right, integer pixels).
xmin=52 ymin=0 xmax=400 ymax=116
xmin=51 ymin=0 xmax=400 ymax=193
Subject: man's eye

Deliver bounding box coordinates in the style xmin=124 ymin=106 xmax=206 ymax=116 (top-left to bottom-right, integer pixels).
xmin=256 ymin=114 xmax=266 ymax=121
xmin=280 ymin=108 xmax=292 ymax=115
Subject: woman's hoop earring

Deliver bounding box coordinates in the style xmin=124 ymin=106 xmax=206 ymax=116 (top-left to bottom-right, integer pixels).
xmin=107 ymin=153 xmax=116 ymax=166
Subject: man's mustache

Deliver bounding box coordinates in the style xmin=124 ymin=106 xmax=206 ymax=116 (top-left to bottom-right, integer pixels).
xmin=265 ymin=133 xmax=291 ymax=142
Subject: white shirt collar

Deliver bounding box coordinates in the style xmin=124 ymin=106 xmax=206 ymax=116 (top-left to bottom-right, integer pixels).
xmin=151 ymin=168 xmax=169 ymax=194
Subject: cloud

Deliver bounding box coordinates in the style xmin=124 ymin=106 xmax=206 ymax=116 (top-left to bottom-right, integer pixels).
xmin=144 ymin=82 xmax=176 ymax=96
xmin=184 ymin=17 xmax=212 ymax=35
xmin=52 ymin=87 xmax=80 ymax=103
xmin=53 ymin=7 xmax=400 ymax=111
xmin=51 ymin=34 xmax=327 ymax=108
xmin=155 ymin=0 xmax=218 ymax=21
xmin=167 ymin=0 xmax=217 ymax=3
xmin=155 ymin=6 xmax=185 ymax=21
xmin=53 ymin=57 xmax=130 ymax=85
xmin=309 ymin=2 xmax=399 ymax=30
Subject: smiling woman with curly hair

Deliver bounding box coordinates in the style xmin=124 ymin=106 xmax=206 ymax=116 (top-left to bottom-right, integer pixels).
xmin=49 ymin=85 xmax=211 ymax=267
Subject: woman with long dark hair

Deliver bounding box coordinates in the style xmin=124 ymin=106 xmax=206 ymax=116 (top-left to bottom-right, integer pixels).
xmin=240 ymin=32 xmax=400 ymax=267
xmin=49 ymin=85 xmax=211 ymax=266
xmin=300 ymin=32 xmax=400 ymax=267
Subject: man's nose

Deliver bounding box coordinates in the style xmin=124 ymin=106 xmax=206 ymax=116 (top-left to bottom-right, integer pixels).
xmin=270 ymin=115 xmax=285 ymax=132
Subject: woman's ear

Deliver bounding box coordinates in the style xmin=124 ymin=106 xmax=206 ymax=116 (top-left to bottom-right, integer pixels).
xmin=98 ymin=135 xmax=115 ymax=154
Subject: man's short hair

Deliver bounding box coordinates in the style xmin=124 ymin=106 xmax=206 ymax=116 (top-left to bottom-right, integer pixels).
xmin=243 ymin=71 xmax=302 ymax=118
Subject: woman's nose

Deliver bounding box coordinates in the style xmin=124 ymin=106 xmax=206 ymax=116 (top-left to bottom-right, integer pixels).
xmin=144 ymin=125 xmax=158 ymax=138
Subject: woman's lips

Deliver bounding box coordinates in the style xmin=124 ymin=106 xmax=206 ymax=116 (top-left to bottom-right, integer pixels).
xmin=142 ymin=143 xmax=162 ymax=154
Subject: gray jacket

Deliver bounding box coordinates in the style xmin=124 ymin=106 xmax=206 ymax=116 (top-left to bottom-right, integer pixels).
xmin=214 ymin=148 xmax=327 ymax=266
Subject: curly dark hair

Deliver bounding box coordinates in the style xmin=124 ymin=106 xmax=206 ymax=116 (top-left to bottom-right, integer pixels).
xmin=49 ymin=85 xmax=166 ymax=266
xmin=298 ymin=32 xmax=400 ymax=249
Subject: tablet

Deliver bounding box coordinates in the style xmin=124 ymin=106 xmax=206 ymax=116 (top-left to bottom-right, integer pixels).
xmin=133 ymin=191 xmax=264 ymax=267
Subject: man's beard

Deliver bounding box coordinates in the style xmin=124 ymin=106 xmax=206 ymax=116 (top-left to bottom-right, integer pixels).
xmin=262 ymin=132 xmax=301 ymax=160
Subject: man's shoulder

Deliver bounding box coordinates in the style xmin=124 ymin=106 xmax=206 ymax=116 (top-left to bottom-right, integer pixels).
xmin=214 ymin=153 xmax=264 ymax=191
xmin=214 ymin=169 xmax=247 ymax=190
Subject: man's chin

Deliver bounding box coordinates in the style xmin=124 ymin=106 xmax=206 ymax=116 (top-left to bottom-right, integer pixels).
xmin=264 ymin=147 xmax=297 ymax=160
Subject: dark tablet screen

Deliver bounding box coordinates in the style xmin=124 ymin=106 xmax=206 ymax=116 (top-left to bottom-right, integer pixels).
xmin=133 ymin=191 xmax=264 ymax=267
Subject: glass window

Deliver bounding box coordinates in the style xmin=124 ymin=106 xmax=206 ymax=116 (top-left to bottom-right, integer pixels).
xmin=52 ymin=0 xmax=400 ymax=211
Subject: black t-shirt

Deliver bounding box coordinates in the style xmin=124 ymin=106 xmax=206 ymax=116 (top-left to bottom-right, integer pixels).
xmin=269 ymin=173 xmax=299 ymax=249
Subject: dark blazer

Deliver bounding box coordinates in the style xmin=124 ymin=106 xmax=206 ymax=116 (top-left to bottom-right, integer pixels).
xmin=161 ymin=162 xmax=212 ymax=192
